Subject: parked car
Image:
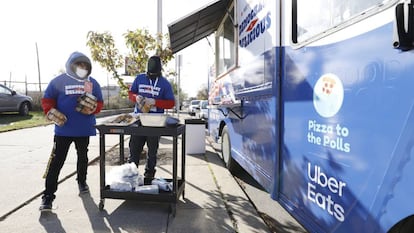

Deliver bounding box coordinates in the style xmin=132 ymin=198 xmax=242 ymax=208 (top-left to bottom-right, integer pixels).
xmin=180 ymin=100 xmax=189 ymax=112
xmin=0 ymin=84 xmax=33 ymax=116
xmin=188 ymin=99 xmax=201 ymax=116
xmin=196 ymin=100 xmax=208 ymax=120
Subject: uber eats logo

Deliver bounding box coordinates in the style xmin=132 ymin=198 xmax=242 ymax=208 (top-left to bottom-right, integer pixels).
xmin=307 ymin=162 xmax=346 ymax=222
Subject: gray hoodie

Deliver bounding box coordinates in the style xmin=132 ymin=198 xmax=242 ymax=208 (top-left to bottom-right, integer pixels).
xmin=65 ymin=51 xmax=92 ymax=80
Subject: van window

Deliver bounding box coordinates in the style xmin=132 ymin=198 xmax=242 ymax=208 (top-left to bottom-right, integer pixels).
xmin=293 ymin=0 xmax=394 ymax=43
xmin=216 ymin=3 xmax=235 ymax=76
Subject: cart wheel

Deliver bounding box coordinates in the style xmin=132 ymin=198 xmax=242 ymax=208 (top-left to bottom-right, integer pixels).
xmin=99 ymin=199 xmax=105 ymax=211
xmin=169 ymin=204 xmax=176 ymax=217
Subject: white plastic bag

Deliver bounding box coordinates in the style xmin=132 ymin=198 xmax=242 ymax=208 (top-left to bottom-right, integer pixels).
xmin=106 ymin=163 xmax=141 ymax=191
xmin=109 ymin=181 xmax=132 ymax=191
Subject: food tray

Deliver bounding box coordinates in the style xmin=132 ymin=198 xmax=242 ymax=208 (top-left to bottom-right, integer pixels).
xmin=102 ymin=114 xmax=139 ymax=126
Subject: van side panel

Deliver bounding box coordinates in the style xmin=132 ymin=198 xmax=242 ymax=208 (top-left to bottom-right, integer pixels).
xmin=282 ymin=21 xmax=414 ymax=232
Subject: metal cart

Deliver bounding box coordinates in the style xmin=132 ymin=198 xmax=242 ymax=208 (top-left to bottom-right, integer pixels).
xmin=95 ymin=123 xmax=186 ymax=216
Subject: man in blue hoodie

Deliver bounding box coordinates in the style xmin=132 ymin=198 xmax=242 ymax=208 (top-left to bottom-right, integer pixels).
xmin=39 ymin=51 xmax=104 ymax=211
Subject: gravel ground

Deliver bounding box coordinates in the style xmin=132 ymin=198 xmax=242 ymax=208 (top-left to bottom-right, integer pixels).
xmin=96 ymin=146 xmax=173 ymax=166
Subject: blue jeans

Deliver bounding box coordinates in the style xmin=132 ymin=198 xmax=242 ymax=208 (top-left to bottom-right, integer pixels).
xmin=128 ymin=135 xmax=160 ymax=173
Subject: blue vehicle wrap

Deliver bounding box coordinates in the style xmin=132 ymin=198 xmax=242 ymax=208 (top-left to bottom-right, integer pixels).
xmin=202 ymin=0 xmax=414 ymax=232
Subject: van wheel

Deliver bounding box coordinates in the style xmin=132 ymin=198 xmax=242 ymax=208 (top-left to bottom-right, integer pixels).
xmin=221 ymin=126 xmax=241 ymax=174
xmin=388 ymin=215 xmax=414 ymax=233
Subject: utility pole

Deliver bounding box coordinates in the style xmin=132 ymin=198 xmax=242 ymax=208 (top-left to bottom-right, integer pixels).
xmin=157 ymin=0 xmax=162 ymax=54
xmin=25 ymin=74 xmax=28 ymax=95
xmin=177 ymin=54 xmax=182 ymax=117
xmin=36 ymin=42 xmax=42 ymax=92
xmin=157 ymin=0 xmax=162 ymax=35
xmin=106 ymin=73 xmax=110 ymax=109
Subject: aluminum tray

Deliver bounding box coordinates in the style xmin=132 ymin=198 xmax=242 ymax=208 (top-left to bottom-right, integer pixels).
xmin=102 ymin=114 xmax=139 ymax=126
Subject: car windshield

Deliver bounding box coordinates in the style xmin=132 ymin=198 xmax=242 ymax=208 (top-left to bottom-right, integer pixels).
xmin=0 ymin=85 xmax=12 ymax=95
xmin=191 ymin=100 xmax=200 ymax=105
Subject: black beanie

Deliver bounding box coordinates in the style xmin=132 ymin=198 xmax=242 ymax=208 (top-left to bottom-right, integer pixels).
xmin=147 ymin=56 xmax=162 ymax=78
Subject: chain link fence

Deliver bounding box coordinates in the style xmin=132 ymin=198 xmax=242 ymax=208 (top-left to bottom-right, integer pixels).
xmin=2 ymin=80 xmax=133 ymax=111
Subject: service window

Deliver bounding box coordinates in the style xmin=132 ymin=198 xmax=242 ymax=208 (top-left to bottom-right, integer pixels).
xmin=216 ymin=4 xmax=235 ymax=76
xmin=293 ymin=0 xmax=395 ymax=44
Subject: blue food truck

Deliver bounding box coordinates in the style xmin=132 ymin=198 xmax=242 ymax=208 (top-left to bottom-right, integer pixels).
xmin=168 ymin=0 xmax=414 ymax=232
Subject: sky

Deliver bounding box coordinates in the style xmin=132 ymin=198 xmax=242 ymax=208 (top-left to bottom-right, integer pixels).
xmin=0 ymin=0 xmax=214 ymax=97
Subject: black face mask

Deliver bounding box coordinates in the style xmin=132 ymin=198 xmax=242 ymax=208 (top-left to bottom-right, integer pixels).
xmin=147 ymin=56 xmax=161 ymax=78
xmin=147 ymin=73 xmax=159 ymax=80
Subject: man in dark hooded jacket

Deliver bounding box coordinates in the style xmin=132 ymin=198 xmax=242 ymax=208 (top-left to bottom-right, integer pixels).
xmin=39 ymin=51 xmax=104 ymax=211
xmin=127 ymin=55 xmax=175 ymax=178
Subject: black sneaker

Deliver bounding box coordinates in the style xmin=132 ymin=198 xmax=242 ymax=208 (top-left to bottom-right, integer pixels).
xmin=78 ymin=182 xmax=89 ymax=194
xmin=144 ymin=169 xmax=156 ymax=179
xmin=39 ymin=195 xmax=53 ymax=211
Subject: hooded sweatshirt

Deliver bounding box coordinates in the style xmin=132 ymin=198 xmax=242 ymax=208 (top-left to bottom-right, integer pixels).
xmin=128 ymin=56 xmax=175 ymax=113
xmin=41 ymin=51 xmax=104 ymax=136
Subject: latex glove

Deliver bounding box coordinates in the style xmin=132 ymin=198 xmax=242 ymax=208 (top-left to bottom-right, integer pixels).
xmin=46 ymin=108 xmax=67 ymax=126
xmin=140 ymin=97 xmax=156 ymax=113
xmin=135 ymin=95 xmax=153 ymax=113
xmin=136 ymin=95 xmax=145 ymax=104
xmin=135 ymin=95 xmax=149 ymax=113
xmin=144 ymin=97 xmax=156 ymax=106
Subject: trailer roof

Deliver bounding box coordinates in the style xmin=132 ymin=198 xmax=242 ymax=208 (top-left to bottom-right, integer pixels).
xmin=167 ymin=0 xmax=231 ymax=54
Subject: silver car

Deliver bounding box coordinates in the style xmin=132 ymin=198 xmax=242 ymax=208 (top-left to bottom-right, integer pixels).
xmin=196 ymin=100 xmax=208 ymax=120
xmin=0 ymin=84 xmax=33 ymax=116
xmin=188 ymin=99 xmax=201 ymax=116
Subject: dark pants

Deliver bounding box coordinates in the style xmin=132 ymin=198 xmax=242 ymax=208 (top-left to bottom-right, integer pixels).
xmin=43 ymin=136 xmax=90 ymax=198
xmin=128 ymin=135 xmax=160 ymax=173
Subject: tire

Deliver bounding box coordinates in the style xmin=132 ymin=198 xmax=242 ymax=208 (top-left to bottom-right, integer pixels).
xmin=221 ymin=126 xmax=241 ymax=174
xmin=19 ymin=102 xmax=30 ymax=116
xmin=388 ymin=215 xmax=414 ymax=233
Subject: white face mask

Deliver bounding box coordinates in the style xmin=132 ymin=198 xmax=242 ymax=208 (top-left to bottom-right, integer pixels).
xmin=75 ymin=67 xmax=88 ymax=79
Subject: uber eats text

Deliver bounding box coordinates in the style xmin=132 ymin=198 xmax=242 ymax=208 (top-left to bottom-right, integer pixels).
xmin=307 ymin=162 xmax=346 ymax=222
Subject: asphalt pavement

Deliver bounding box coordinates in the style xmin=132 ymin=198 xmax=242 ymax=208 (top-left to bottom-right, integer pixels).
xmin=0 ymin=113 xmax=273 ymax=233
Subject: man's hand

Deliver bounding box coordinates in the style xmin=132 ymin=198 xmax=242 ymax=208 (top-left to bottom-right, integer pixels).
xmin=135 ymin=95 xmax=156 ymax=113
xmin=77 ymin=104 xmax=97 ymax=115
xmin=136 ymin=95 xmax=149 ymax=113
xmin=46 ymin=108 xmax=67 ymax=126
xmin=144 ymin=97 xmax=156 ymax=107
xmin=76 ymin=93 xmax=97 ymax=115
xmin=136 ymin=95 xmax=145 ymax=104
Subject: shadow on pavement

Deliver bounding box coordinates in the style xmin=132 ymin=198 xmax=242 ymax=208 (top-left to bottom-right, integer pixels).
xmin=39 ymin=212 xmax=66 ymax=233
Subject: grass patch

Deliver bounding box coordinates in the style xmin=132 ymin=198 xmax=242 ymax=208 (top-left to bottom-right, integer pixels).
xmin=0 ymin=111 xmax=51 ymax=132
